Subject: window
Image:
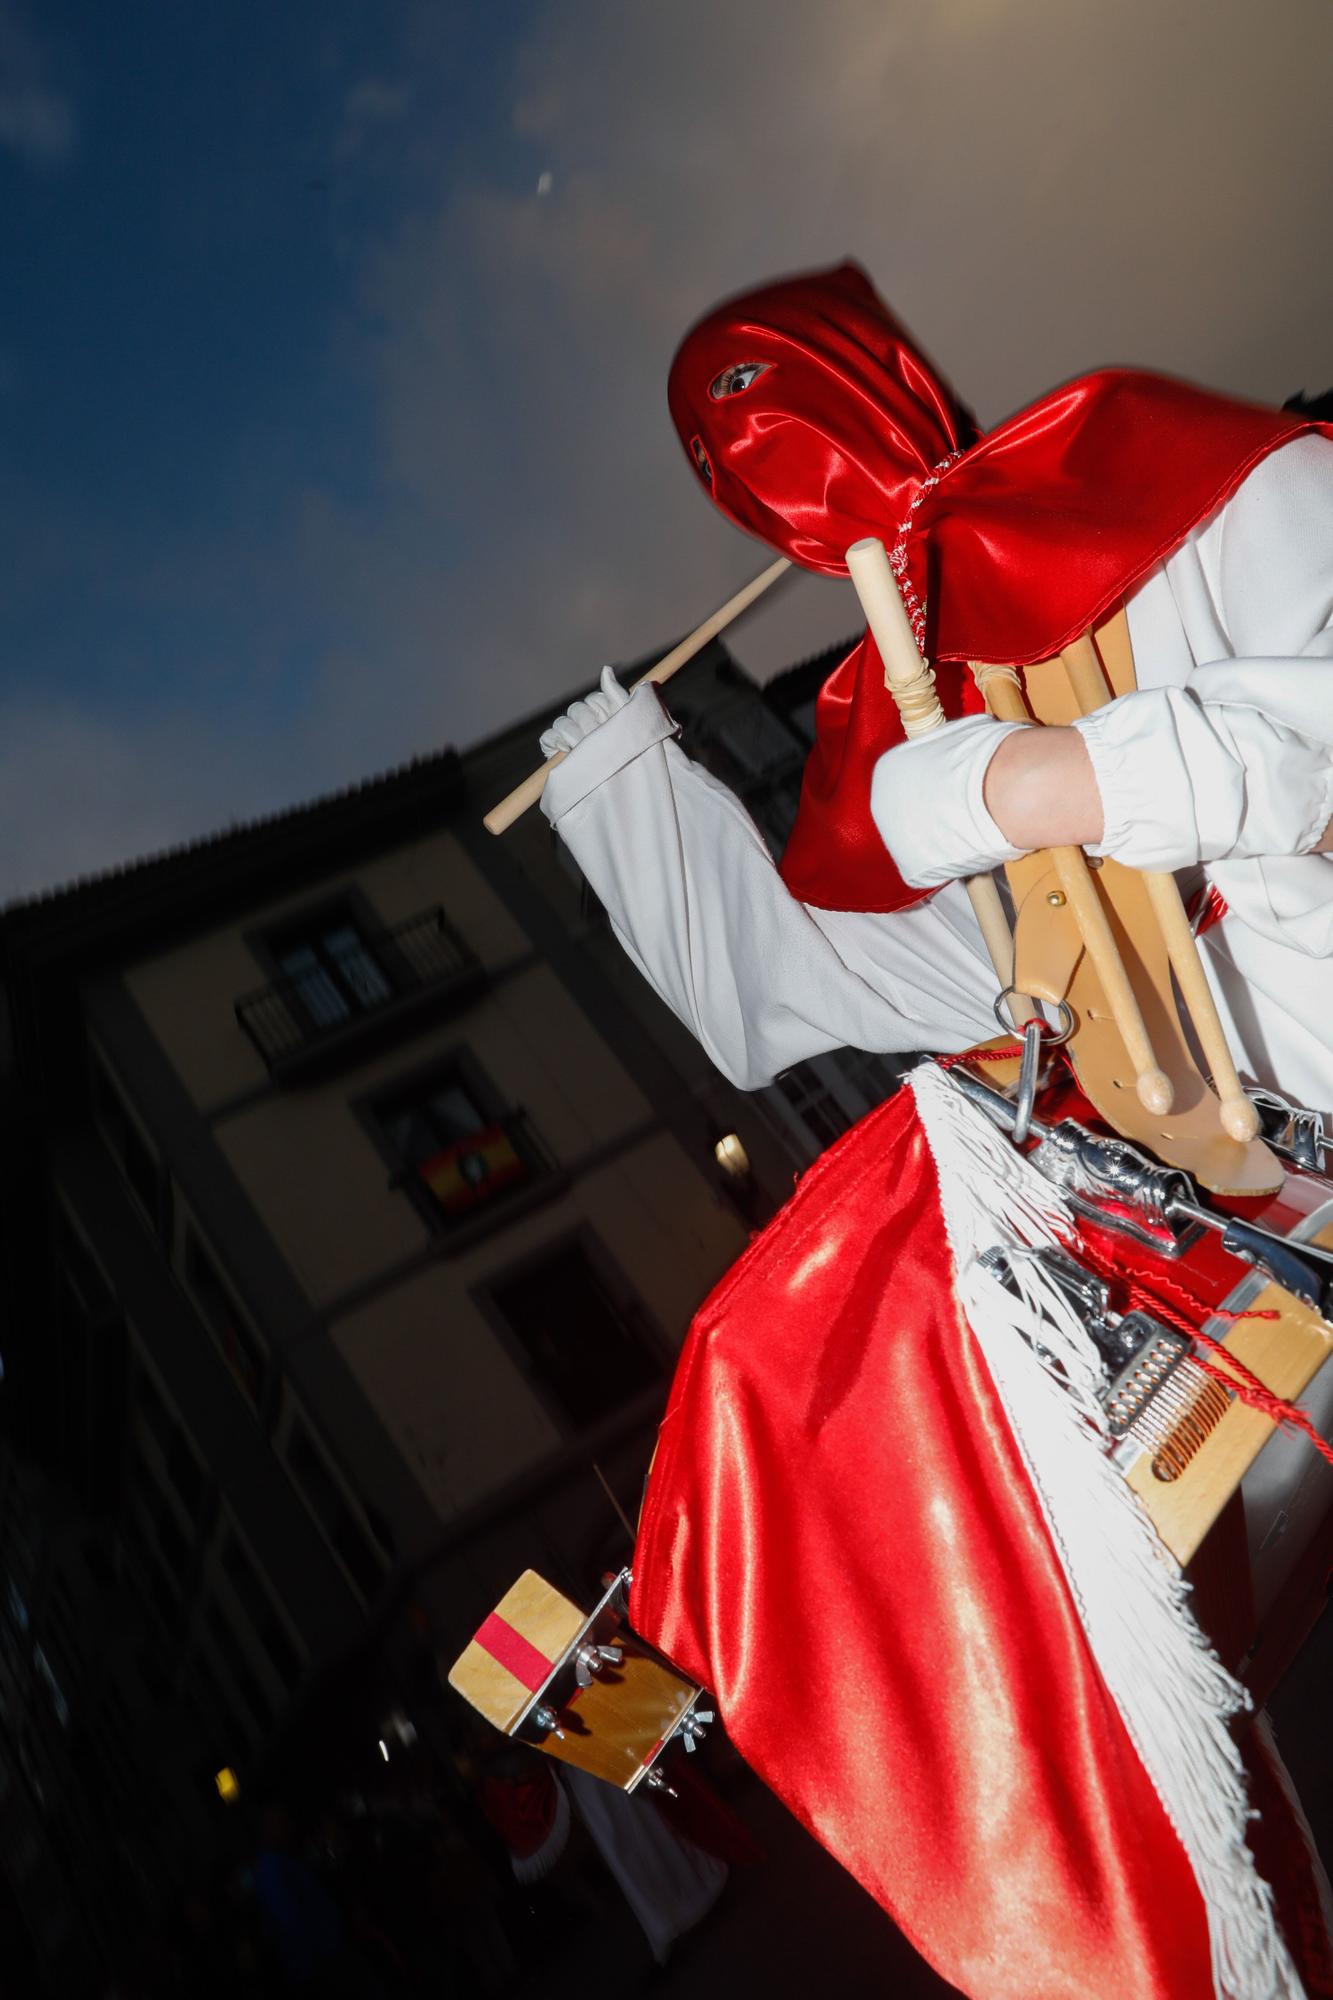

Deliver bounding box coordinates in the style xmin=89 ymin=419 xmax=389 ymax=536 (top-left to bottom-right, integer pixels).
xmin=204 ymin=1603 xmax=275 ymax=1735
xmin=831 ymin=1046 xmax=905 ymax=1112
xmin=127 ymin=1449 xmax=192 ymax=1584
xmin=135 ymin=1365 xmax=206 ymax=1521
xmin=744 ymin=770 xmax=807 ymax=858
xmin=374 ymin=1055 xmax=548 ymax=1231
xmin=120 ymin=1510 xmax=185 ymax=1631
xmin=220 ymin=1535 xmax=303 ymax=1692
xmin=55 ymin=1211 xmax=116 ymax=1328
xmin=757 ymin=1050 xmax=905 ymax=1171
xmin=184 ymin=1230 xmax=265 ymax=1408
xmin=285 ymin=1420 xmax=389 ymax=1603
xmin=484 ymin=1237 xmax=660 ymax=1429
xmin=705 ymin=700 xmax=801 ymax=778
xmin=92 ymin=1062 xmax=171 ymax=1242
xmin=187 ymin=1644 xmax=253 ymax=1759
xmin=265 ymin=901 xmax=393 ymax=1031
xmin=776 ymin=1063 xmax=852 ymax=1151
xmin=240 ymin=901 xmax=480 ymax=1073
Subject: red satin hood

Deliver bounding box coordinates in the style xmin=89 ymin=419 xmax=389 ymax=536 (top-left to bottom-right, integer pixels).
xmin=668 ymin=262 xmax=1331 ymax=913
xmin=667 ymin=260 xmax=977 ymax=579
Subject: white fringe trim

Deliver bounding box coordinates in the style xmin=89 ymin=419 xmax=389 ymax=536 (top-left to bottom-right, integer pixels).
xmin=910 ymin=1064 xmax=1304 ymax=2000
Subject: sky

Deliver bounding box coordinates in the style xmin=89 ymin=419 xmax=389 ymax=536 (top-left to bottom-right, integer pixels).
xmin=2 ymin=0 xmax=1332 ymax=902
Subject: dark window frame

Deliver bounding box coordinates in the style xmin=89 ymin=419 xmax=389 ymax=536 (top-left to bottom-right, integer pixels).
xmin=472 ymin=1226 xmax=666 ymax=1436
xmin=90 ymin=1059 xmax=173 ymax=1246
xmin=181 ymin=1226 xmax=267 ymax=1411
xmin=133 ymin=1359 xmax=209 ymax=1524
xmin=218 ymin=1531 xmax=305 ymax=1693
xmin=239 ymin=890 xmax=484 ymax=1079
xmin=283 ymin=1413 xmax=391 ymax=1605
xmin=357 ymin=1045 xmax=563 ymax=1244
xmin=246 ymin=887 xmax=410 ymax=1034
xmin=126 ymin=1445 xmax=194 ymax=1586
xmin=203 ymin=1599 xmax=276 ymax=1736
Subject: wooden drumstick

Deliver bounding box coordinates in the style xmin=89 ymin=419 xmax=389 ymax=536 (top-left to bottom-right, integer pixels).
xmin=1059 ymin=637 xmax=1259 ymax=1143
xmin=1143 ymin=876 xmax=1258 ymax=1139
xmin=972 ymin=655 xmax=1173 ymax=1117
xmin=843 ymin=538 xmax=1028 ymax=1024
xmin=484 ymin=556 xmax=791 ymax=835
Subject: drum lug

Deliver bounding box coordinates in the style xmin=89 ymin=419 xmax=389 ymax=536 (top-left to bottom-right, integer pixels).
xmin=981 ymin=1246 xmax=1186 ymax=1403
xmin=944 ymin=1068 xmax=1199 ymax=1254
xmin=672 ymin=1707 xmax=715 ymax=1754
xmin=1249 ymin=1088 xmax=1329 ymax=1175
xmin=1176 ymin=1206 xmax=1333 ymax=1318
xmin=574 ymin=1642 xmax=624 ymax=1688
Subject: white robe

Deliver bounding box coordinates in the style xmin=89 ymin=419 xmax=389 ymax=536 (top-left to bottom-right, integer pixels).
xmin=542 ymin=435 xmax=1333 ymax=1115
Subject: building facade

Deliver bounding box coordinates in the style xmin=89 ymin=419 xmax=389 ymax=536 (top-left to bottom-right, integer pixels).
xmin=0 ymin=636 xmax=902 ymax=1991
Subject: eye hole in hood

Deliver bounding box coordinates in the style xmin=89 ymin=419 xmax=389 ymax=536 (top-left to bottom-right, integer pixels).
xmin=708 ymin=361 xmax=771 ymax=400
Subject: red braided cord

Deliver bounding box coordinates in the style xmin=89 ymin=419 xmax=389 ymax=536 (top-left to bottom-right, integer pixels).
xmin=1136 ymin=1296 xmax=1328 ymax=1472
xmin=938 ymin=1021 xmax=1059 ymax=1072
xmin=937 ymin=1051 xmax=1330 ymax=1461
xmin=1077 ymin=1239 xmax=1333 ymax=1472
xmin=937 ymin=1043 xmax=1024 ymax=1068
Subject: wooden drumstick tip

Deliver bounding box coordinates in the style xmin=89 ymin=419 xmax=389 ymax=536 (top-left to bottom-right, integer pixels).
xmin=1137 ymin=1068 xmax=1174 ymax=1116
xmin=1219 ymin=1095 xmax=1262 ymax=1144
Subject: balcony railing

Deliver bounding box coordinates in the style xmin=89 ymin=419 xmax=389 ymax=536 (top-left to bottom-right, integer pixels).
xmin=389 ymin=1108 xmax=569 ymax=1250
xmin=236 ymin=907 xmax=484 ymax=1078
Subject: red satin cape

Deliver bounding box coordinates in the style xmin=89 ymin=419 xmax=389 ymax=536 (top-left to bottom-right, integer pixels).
xmin=667 ymin=263 xmax=1333 ymax=914
xmin=632 ymin=1088 xmax=1293 ymax=2000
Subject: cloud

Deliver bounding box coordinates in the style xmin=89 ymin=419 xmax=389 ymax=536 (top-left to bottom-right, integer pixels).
xmin=336 ymin=77 xmax=412 ymax=161
xmin=295 ymin=0 xmax=1333 ymax=781
xmin=0 ymin=698 xmax=248 ymax=905
xmin=5 ymin=0 xmax=1333 ymax=898
xmin=0 ymin=3 xmax=76 ymax=170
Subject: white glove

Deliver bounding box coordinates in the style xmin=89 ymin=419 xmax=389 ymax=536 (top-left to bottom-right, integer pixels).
xmin=539 ymin=666 xmax=630 ymax=758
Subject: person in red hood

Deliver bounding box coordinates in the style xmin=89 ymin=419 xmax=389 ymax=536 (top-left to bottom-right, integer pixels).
xmin=536 ymin=265 xmax=1333 ymax=1999
xmin=540 ymin=261 xmax=1333 ymax=1118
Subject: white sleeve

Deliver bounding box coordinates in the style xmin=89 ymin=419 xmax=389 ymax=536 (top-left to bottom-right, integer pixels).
xmin=869 ymin=715 xmax=1027 ymax=889
xmin=541 ymin=684 xmax=996 ymax=1086
xmin=1071 ymin=436 xmax=1333 ymax=953
xmin=1073 ymin=678 xmax=1333 ymax=871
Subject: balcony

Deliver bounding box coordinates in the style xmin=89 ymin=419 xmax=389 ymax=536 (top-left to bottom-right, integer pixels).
xmin=235 ymin=907 xmax=484 ymax=1081
xmin=386 ymin=1106 xmax=568 ymax=1252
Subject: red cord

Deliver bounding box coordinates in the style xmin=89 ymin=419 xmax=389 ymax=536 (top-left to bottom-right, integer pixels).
xmin=939 ymin=1021 xmax=1058 ymax=1071
xmin=938 ymin=1043 xmax=1024 ymax=1068
xmin=937 ymin=1044 xmax=1332 ymax=1465
xmin=1077 ymin=1238 xmax=1333 ymax=1471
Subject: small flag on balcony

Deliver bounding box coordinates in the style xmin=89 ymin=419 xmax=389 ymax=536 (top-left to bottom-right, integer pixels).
xmin=418 ymin=1125 xmax=526 ymax=1214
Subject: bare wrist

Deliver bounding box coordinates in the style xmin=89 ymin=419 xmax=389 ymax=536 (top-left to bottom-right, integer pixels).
xmin=981 ymin=725 xmax=1105 ymax=851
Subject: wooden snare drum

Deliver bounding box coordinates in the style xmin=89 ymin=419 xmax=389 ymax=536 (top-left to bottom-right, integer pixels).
xmin=448 ymin=1568 xmax=708 ymax=1793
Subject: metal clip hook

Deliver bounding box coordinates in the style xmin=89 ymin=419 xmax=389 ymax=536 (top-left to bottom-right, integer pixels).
xmin=1013 ymin=1017 xmax=1044 ymax=1147
xmin=988 ymin=994 xmax=1073 ymax=1148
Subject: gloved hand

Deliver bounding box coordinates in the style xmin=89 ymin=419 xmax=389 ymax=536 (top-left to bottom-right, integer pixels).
xmin=539 ymin=666 xmax=630 ymax=758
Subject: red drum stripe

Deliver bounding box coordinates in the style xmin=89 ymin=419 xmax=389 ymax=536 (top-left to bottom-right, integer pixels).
xmin=476 ymin=1613 xmax=552 ymax=1694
